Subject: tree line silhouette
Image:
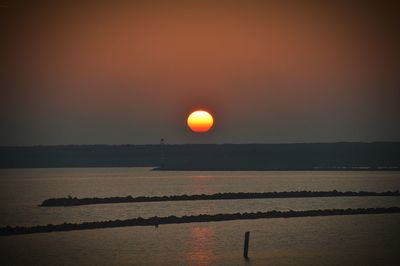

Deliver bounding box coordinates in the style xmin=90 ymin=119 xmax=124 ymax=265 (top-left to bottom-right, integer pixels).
xmin=1 ymin=143 xmax=399 ymax=169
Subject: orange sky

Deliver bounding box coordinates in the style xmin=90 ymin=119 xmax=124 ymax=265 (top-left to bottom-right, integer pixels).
xmin=1 ymin=1 xmax=399 ymax=145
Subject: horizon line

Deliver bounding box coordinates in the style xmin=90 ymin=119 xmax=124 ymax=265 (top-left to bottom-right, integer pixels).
xmin=1 ymin=141 xmax=400 ymax=148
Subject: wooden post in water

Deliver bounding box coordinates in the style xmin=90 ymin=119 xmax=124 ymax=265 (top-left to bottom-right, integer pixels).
xmin=243 ymin=231 xmax=250 ymax=259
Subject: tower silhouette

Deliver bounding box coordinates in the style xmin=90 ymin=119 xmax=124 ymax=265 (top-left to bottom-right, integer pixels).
xmin=160 ymin=138 xmax=165 ymax=169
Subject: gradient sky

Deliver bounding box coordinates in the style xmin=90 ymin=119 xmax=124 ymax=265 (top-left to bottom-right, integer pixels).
xmin=1 ymin=1 xmax=399 ymax=145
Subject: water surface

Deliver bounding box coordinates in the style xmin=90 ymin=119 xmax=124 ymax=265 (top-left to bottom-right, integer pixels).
xmin=0 ymin=168 xmax=399 ymax=265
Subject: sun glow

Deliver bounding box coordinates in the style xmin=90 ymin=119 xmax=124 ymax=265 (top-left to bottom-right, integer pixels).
xmin=187 ymin=110 xmax=214 ymax=133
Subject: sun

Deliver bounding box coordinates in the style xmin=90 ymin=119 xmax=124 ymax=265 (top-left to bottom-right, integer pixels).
xmin=187 ymin=110 xmax=214 ymax=133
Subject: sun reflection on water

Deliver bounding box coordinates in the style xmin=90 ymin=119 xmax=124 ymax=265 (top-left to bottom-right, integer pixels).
xmin=187 ymin=226 xmax=215 ymax=266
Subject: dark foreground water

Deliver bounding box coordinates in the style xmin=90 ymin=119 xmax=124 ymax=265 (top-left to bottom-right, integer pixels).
xmin=0 ymin=168 xmax=399 ymax=265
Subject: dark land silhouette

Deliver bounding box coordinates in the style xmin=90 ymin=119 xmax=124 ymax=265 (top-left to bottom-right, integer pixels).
xmin=1 ymin=207 xmax=399 ymax=236
xmin=39 ymin=190 xmax=400 ymax=207
xmin=1 ymin=142 xmax=399 ymax=170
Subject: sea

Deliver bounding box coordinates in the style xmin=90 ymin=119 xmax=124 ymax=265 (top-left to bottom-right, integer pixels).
xmin=0 ymin=168 xmax=399 ymax=265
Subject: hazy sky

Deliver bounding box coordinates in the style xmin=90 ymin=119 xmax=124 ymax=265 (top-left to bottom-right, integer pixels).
xmin=1 ymin=1 xmax=399 ymax=145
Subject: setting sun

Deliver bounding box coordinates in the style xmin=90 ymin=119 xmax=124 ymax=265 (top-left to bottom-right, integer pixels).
xmin=187 ymin=110 xmax=214 ymax=133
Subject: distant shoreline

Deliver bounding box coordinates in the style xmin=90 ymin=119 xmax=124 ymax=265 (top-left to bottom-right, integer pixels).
xmin=1 ymin=167 xmax=400 ymax=170
xmin=152 ymin=167 xmax=400 ymax=171
xmin=39 ymin=190 xmax=400 ymax=207
xmin=1 ymin=143 xmax=399 ymax=169
xmin=2 ymin=207 xmax=399 ymax=236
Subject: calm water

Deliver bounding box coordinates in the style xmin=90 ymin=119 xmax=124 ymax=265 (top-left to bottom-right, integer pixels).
xmin=0 ymin=168 xmax=400 ymax=265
